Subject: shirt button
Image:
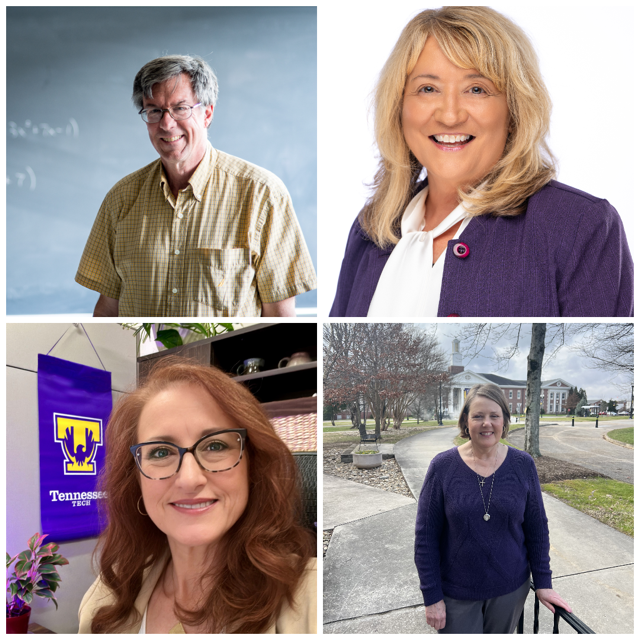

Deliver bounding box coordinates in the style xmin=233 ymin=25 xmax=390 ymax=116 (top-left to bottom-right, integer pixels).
xmin=177 ymin=213 xmax=184 ymax=219
xmin=172 ymin=288 xmax=178 ymax=294
xmin=174 ymin=250 xmax=180 ymax=255
xmin=453 ymin=242 xmax=470 ymax=259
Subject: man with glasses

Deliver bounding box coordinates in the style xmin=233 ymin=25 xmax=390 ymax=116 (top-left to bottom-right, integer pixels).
xmin=75 ymin=55 xmax=316 ymax=317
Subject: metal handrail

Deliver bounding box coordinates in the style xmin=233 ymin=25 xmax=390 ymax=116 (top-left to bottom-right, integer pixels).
xmin=517 ymin=581 xmax=595 ymax=634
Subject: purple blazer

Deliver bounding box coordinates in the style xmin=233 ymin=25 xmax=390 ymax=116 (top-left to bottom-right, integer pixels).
xmin=330 ymin=180 xmax=633 ymax=317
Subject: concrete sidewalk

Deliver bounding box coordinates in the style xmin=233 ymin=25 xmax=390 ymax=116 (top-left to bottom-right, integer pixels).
xmin=324 ymin=429 xmax=634 ymax=634
xmin=323 ymin=474 xmax=415 ymax=530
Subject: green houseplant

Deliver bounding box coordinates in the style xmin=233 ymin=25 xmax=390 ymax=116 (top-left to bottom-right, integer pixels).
xmin=121 ymin=323 xmax=236 ymax=354
xmin=6 ymin=533 xmax=69 ymax=633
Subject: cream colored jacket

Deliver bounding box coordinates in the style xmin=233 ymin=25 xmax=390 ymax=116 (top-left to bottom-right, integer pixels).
xmin=78 ymin=557 xmax=317 ymax=634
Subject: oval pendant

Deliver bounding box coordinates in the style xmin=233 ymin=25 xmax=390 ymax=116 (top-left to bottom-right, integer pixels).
xmin=483 ymin=513 xmax=490 ymax=521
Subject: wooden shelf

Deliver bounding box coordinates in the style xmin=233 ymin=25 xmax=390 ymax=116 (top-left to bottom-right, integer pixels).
xmin=137 ymin=323 xmax=317 ymax=404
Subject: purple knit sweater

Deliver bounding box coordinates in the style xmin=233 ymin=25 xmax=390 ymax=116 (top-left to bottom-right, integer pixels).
xmin=415 ymin=446 xmax=552 ymax=606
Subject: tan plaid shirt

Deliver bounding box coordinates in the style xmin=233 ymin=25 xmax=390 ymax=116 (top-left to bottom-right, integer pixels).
xmin=75 ymin=144 xmax=316 ymax=317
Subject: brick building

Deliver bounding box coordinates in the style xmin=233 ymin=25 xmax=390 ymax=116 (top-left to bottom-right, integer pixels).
xmin=446 ymin=339 xmax=574 ymax=417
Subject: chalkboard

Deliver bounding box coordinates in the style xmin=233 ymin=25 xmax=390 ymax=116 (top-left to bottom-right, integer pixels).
xmin=7 ymin=6 xmax=317 ymax=314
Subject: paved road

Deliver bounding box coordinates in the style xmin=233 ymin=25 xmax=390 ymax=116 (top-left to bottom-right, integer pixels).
xmin=508 ymin=420 xmax=634 ymax=483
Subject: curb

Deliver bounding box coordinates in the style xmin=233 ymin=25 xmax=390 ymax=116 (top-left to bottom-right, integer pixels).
xmin=603 ymin=433 xmax=634 ymax=450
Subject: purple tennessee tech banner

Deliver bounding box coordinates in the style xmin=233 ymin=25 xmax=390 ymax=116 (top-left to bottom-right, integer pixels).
xmin=37 ymin=354 xmax=112 ymax=541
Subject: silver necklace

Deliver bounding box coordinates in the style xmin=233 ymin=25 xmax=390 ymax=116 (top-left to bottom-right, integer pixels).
xmin=472 ymin=444 xmax=499 ymax=522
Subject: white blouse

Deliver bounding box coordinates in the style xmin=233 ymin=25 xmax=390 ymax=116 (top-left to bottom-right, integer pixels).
xmin=367 ymin=187 xmax=471 ymax=317
xmin=138 ymin=607 xmax=147 ymax=634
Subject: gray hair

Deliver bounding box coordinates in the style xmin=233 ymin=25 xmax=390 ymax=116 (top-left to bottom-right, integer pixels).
xmin=458 ymin=383 xmax=511 ymax=440
xmin=132 ymin=55 xmax=219 ymax=112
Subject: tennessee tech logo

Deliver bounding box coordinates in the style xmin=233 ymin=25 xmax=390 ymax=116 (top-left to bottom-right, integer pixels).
xmin=53 ymin=413 xmax=103 ymax=475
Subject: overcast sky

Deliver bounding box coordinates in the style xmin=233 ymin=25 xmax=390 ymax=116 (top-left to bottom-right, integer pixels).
xmin=424 ymin=323 xmax=633 ymax=403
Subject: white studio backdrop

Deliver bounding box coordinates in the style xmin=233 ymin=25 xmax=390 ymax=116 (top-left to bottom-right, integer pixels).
xmin=318 ymin=3 xmax=636 ymax=315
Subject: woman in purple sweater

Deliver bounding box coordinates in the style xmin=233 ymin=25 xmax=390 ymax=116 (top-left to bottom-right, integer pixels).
xmin=415 ymin=383 xmax=571 ymax=633
xmin=330 ymin=7 xmax=633 ymax=317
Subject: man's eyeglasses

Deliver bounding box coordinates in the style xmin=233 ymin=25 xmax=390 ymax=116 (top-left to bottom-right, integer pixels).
xmin=138 ymin=103 xmax=202 ymax=124
xmin=130 ymin=429 xmax=246 ymax=480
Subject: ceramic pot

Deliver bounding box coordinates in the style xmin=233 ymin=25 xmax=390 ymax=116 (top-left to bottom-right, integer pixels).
xmin=278 ymin=352 xmax=312 ymax=368
xmin=6 ymin=606 xmax=31 ymax=634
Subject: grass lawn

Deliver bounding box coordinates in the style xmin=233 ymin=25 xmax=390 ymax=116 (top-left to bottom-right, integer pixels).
xmin=542 ymin=478 xmax=634 ymax=537
xmin=322 ymin=422 xmax=457 ymax=446
xmin=548 ymin=415 xmax=631 ymax=423
xmin=607 ymin=427 xmax=634 ymax=446
xmin=323 ymin=419 xmax=457 ymax=431
xmin=322 ymin=419 xmax=459 ymax=447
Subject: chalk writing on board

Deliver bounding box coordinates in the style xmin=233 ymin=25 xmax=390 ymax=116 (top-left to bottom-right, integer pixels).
xmin=7 ymin=166 xmax=36 ymax=191
xmin=8 ymin=118 xmax=79 ymax=139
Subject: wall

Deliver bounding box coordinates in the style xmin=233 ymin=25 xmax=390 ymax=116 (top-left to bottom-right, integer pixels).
xmin=6 ymin=323 xmax=136 ymax=633
xmin=7 ymin=6 xmax=317 ymax=314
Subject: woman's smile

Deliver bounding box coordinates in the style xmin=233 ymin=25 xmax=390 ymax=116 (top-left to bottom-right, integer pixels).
xmin=466 ymin=397 xmax=504 ymax=448
xmin=430 ymin=133 xmax=475 ymax=152
xmin=402 ymin=36 xmax=509 ymax=190
xmin=137 ymin=383 xmax=249 ymax=550
xmin=170 ymin=498 xmax=219 ymax=513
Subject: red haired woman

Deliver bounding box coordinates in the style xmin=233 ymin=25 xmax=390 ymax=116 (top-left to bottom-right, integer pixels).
xmin=78 ymin=358 xmax=316 ymax=633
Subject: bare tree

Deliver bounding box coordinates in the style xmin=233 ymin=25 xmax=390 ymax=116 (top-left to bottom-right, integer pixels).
xmin=570 ymin=324 xmax=633 ymax=383
xmin=324 ymin=323 xmax=448 ymax=438
xmin=523 ymin=324 xmax=545 ymax=457
xmin=452 ymin=323 xmax=568 ymax=457
xmin=323 ymin=323 xmax=368 ymax=437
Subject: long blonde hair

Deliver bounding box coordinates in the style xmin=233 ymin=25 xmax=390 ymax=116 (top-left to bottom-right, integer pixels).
xmin=360 ymin=6 xmax=557 ymax=248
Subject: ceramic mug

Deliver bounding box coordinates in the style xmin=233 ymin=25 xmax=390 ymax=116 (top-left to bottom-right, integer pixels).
xmin=278 ymin=351 xmax=312 ymax=368
xmin=236 ymin=357 xmax=265 ymax=375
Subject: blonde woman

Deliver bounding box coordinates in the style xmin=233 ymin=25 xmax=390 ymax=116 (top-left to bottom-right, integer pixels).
xmin=330 ymin=6 xmax=633 ymax=317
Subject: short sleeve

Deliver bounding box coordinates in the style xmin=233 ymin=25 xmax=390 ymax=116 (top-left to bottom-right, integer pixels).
xmin=253 ymin=182 xmax=317 ymax=304
xmin=75 ymin=191 xmax=122 ymax=300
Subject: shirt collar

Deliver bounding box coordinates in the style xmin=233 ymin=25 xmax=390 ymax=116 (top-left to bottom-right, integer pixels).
xmin=401 ymin=186 xmax=468 ymax=237
xmin=158 ymin=142 xmax=217 ymax=203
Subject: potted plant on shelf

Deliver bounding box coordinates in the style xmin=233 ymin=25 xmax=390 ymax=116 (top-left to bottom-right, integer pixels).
xmin=120 ymin=322 xmax=238 ymax=356
xmin=6 ymin=533 xmax=69 ymax=634
xmin=352 ymin=450 xmax=383 ymax=469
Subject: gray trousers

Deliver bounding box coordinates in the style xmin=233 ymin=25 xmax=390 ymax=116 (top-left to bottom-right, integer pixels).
xmin=438 ymin=578 xmax=530 ymax=634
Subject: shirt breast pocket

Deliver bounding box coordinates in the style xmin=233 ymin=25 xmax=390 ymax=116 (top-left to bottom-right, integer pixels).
xmin=188 ymin=248 xmax=254 ymax=314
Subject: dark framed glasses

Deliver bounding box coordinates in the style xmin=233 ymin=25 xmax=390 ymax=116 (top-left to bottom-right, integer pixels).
xmin=130 ymin=428 xmax=247 ymax=480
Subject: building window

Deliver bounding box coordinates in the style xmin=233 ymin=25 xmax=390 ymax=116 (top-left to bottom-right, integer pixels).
xmin=509 ymin=403 xmax=512 ymax=412
xmin=517 ymin=390 xmax=521 ymax=399
xmin=509 ymin=390 xmax=513 ymax=399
